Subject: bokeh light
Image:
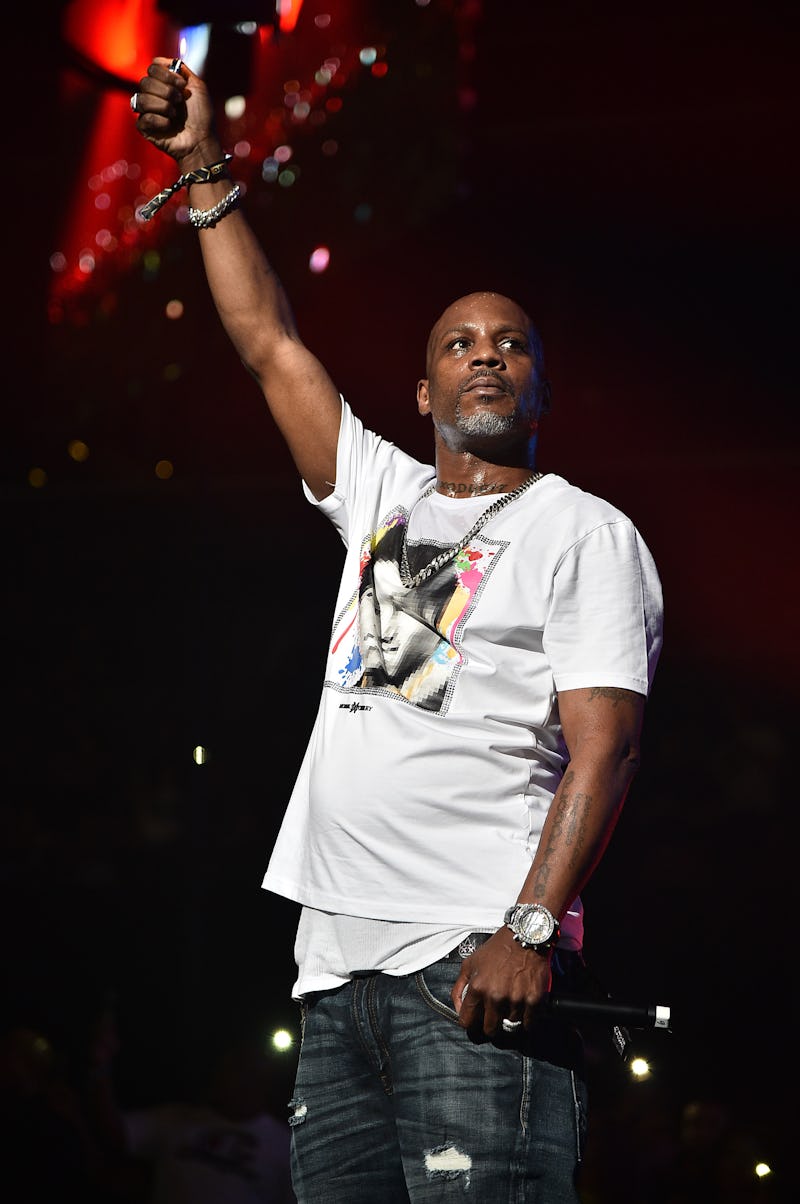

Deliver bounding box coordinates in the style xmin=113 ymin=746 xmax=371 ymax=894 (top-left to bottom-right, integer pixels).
xmin=309 ymin=246 xmax=330 ymax=273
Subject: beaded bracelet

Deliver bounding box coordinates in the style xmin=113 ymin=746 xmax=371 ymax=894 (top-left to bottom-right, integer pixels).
xmin=139 ymin=154 xmax=233 ymax=221
xmin=188 ymin=183 xmax=241 ymax=229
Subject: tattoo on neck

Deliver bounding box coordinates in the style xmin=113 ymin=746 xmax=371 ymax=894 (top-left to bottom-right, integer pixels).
xmin=437 ymin=480 xmax=507 ymax=497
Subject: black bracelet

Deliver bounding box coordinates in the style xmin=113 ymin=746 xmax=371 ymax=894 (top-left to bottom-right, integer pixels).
xmin=138 ymin=155 xmax=233 ymax=222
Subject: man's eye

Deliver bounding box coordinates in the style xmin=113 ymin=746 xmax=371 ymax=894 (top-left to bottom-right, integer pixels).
xmin=500 ymin=338 xmax=526 ymax=351
xmin=449 ymin=338 xmax=470 ymax=350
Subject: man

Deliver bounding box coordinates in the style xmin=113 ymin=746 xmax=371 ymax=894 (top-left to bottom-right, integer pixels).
xmin=132 ymin=56 xmax=663 ymax=1204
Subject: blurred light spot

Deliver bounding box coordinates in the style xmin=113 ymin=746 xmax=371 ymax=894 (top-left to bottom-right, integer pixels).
xmin=166 ymin=299 xmax=184 ymax=320
xmin=272 ymin=1029 xmax=293 ymax=1051
xmin=96 ymin=229 xmax=116 ymax=249
xmin=143 ymin=250 xmax=161 ymax=272
xmin=416 ymin=0 xmax=432 ymax=6
xmin=755 ymin=1163 xmax=772 ymax=1179
xmin=325 ymin=97 xmax=343 ymax=113
xmin=323 ymin=58 xmax=341 ymax=73
xmin=315 ymin=68 xmax=332 ymax=85
xmin=293 ymin=102 xmax=311 ymax=120
xmin=99 ymin=291 xmax=118 ymax=318
xmin=163 ymin=363 xmax=182 ymax=382
xmin=284 ymin=91 xmax=299 ymax=108
xmin=309 ymin=110 xmax=326 ymax=126
xmin=28 ymin=467 xmax=47 ymax=488
xmin=354 ymin=202 xmax=372 ymax=223
xmin=629 ymin=1057 xmax=650 ymax=1079
xmin=193 ymin=745 xmax=208 ymax=764
xmin=321 ymin=139 xmax=339 ymax=156
xmin=278 ymin=168 xmax=297 ymax=187
xmin=359 ymin=47 xmax=377 ymax=66
xmin=314 ymin=13 xmax=331 ymax=27
xmin=309 ymin=246 xmax=330 ymax=273
xmin=67 ymin=439 xmax=89 ymax=463
xmin=234 ymin=139 xmax=251 ymax=158
xmin=371 ymin=62 xmax=389 ymax=78
xmin=284 ymin=78 xmax=301 ymax=93
xmin=262 ymin=157 xmax=279 ymax=183
xmin=155 ymin=459 xmax=174 ymax=480
xmin=78 ymin=250 xmax=96 ymax=275
xmin=224 ymin=94 xmax=246 ymax=120
xmin=274 ymin=144 xmax=293 ymax=162
xmin=235 ymin=20 xmax=257 ymax=35
xmin=94 ymin=192 xmax=111 ymax=210
xmin=50 ymin=252 xmax=67 ymax=273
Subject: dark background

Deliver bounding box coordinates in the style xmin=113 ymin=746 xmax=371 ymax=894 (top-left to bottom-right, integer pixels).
xmin=4 ymin=0 xmax=797 ymax=1192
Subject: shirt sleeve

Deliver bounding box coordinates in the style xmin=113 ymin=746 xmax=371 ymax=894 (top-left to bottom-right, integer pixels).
xmin=544 ymin=518 xmax=663 ymax=696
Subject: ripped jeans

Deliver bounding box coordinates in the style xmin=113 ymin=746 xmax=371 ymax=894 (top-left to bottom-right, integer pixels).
xmin=288 ymin=953 xmax=588 ymax=1202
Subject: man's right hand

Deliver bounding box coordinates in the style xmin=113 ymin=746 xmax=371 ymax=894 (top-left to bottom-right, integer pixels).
xmin=133 ymin=57 xmax=221 ymax=174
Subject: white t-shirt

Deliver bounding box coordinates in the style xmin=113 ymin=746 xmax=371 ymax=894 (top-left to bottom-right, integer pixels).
xmin=124 ymin=1105 xmax=294 ymax=1203
xmin=262 ymin=399 xmax=663 ymax=994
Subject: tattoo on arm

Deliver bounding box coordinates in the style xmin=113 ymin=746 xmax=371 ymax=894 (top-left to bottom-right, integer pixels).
xmin=532 ymin=770 xmax=594 ymax=893
xmin=586 ymin=686 xmax=638 ymax=708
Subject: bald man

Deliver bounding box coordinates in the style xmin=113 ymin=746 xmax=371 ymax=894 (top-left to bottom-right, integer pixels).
xmin=133 ymin=55 xmax=663 ymax=1204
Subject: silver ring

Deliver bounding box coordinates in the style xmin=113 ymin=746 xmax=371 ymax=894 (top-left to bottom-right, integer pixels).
xmin=501 ymin=1019 xmax=522 ymax=1032
xmin=130 ymin=92 xmax=138 ymax=113
xmin=169 ymin=58 xmax=183 ymax=74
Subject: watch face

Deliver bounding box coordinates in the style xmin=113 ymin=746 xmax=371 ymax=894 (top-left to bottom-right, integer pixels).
xmin=517 ymin=906 xmax=554 ymax=945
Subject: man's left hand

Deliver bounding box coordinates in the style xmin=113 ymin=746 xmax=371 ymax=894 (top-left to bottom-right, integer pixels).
xmin=452 ymin=927 xmax=553 ymax=1040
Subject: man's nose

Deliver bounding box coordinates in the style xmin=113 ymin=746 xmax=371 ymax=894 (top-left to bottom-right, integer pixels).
xmin=470 ymin=343 xmax=504 ymax=367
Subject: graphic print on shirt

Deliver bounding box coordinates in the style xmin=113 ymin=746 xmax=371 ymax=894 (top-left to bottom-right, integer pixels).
xmin=327 ymin=509 xmax=504 ymax=712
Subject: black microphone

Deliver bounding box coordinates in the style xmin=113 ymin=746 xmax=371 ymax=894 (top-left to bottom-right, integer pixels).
xmin=545 ymin=994 xmax=671 ymax=1031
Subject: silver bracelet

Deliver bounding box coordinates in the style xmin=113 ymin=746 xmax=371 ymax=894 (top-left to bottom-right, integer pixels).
xmin=188 ymin=183 xmax=241 ymax=229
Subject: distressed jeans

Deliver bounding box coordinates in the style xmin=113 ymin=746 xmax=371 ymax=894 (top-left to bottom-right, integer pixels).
xmin=288 ymin=953 xmax=588 ymax=1202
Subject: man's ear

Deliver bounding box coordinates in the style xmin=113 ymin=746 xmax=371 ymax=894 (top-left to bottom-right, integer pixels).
xmin=417 ymin=379 xmax=431 ymax=415
xmin=538 ymin=380 xmax=552 ymax=417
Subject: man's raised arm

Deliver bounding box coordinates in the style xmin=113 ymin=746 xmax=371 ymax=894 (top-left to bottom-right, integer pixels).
xmin=133 ymin=57 xmax=342 ymax=500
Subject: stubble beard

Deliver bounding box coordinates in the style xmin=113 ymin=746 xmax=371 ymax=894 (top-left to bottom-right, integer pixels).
xmin=453 ymin=400 xmax=519 ymax=439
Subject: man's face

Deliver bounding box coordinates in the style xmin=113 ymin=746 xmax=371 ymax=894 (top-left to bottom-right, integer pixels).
xmin=417 ymin=292 xmax=547 ymax=452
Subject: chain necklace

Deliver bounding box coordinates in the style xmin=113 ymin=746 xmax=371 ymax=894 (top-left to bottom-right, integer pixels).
xmin=399 ymin=472 xmax=544 ymax=589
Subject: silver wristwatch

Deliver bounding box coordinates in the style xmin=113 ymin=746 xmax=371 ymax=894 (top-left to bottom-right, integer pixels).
xmin=504 ymin=902 xmax=560 ymax=952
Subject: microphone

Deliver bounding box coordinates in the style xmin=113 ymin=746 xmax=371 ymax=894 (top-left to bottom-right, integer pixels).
xmin=545 ymin=994 xmax=671 ymax=1031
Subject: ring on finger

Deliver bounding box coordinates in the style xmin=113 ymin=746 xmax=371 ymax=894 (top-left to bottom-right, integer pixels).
xmin=130 ymin=92 xmax=139 ymax=113
xmin=501 ymin=1018 xmax=522 ymax=1032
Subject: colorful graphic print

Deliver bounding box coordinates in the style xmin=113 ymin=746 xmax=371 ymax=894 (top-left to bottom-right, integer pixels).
xmin=328 ymin=509 xmax=500 ymax=712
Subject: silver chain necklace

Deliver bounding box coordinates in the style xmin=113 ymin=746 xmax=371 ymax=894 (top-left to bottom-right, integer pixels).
xmin=399 ymin=472 xmax=544 ymax=589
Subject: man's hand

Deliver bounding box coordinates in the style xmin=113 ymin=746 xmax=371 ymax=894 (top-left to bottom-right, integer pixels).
xmin=452 ymin=927 xmax=553 ymax=1040
xmin=132 ymin=58 xmax=218 ymax=170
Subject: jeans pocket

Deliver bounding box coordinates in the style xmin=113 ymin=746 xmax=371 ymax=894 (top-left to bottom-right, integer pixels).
xmin=414 ymin=961 xmax=462 ymax=1024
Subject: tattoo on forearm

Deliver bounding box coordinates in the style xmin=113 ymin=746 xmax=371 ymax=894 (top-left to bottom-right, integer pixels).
xmin=532 ymin=769 xmax=594 ymax=893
